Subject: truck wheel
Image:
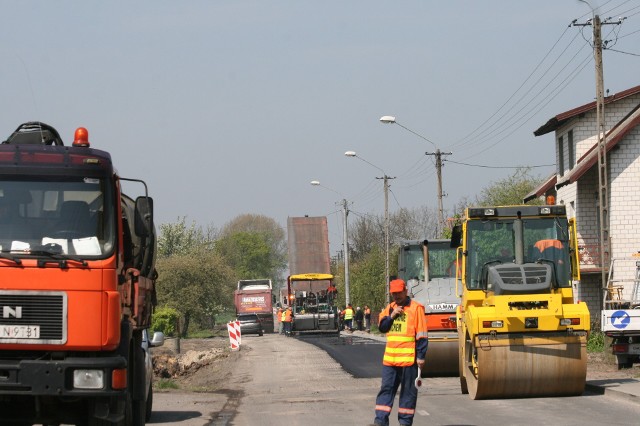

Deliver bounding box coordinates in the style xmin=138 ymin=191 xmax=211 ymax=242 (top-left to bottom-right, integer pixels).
xmin=617 ymin=355 xmax=633 ymax=369
xmin=131 ymin=390 xmax=146 ymax=426
xmin=145 ymin=382 xmax=153 ymax=422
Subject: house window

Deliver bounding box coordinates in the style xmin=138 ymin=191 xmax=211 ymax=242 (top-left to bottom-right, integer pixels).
xmin=568 ymin=130 xmax=575 ymax=169
xmin=558 ymin=135 xmax=565 ymax=176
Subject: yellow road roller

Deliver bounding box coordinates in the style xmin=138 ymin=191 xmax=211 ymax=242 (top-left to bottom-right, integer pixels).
xmin=451 ymin=205 xmax=590 ymax=399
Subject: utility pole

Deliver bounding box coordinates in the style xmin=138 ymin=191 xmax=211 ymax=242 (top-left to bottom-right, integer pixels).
xmin=426 ymin=149 xmax=452 ymax=236
xmin=593 ymin=15 xmax=610 ymax=296
xmin=377 ymin=175 xmax=395 ymax=303
xmin=340 ymin=198 xmax=351 ymax=306
xmin=572 ymin=9 xmax=623 ymax=300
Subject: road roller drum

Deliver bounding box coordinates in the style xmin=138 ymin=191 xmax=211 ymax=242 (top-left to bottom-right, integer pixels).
xmin=462 ymin=333 xmax=587 ymax=399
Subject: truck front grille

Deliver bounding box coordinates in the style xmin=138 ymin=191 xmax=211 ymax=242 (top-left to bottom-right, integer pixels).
xmin=0 ymin=291 xmax=67 ymax=344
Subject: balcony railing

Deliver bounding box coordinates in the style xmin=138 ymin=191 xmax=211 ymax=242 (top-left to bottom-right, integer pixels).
xmin=577 ymin=237 xmax=610 ymax=272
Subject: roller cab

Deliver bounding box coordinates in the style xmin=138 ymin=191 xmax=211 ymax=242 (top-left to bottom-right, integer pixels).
xmin=398 ymin=239 xmax=459 ymax=376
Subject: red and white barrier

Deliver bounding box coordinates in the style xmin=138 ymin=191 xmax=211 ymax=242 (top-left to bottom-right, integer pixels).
xmin=227 ymin=320 xmax=242 ymax=350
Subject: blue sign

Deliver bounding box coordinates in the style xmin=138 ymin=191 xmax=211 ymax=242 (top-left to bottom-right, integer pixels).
xmin=611 ymin=310 xmax=631 ymax=330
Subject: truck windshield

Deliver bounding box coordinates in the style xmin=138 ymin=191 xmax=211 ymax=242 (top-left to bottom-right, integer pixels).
xmin=0 ymin=177 xmax=115 ymax=258
xmin=465 ymin=217 xmax=571 ymax=289
xmin=400 ymin=242 xmax=457 ymax=281
xmin=428 ymin=242 xmax=458 ymax=279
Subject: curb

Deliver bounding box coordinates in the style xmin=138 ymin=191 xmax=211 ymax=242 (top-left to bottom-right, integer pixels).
xmin=585 ymin=382 xmax=640 ymax=404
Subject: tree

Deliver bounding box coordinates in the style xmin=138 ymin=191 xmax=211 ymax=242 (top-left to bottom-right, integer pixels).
xmin=475 ymin=168 xmax=545 ymax=206
xmin=156 ymin=246 xmax=237 ymax=336
xmin=214 ymin=231 xmax=274 ymax=278
xmin=390 ymin=206 xmax=439 ymax=242
xmin=157 ymin=217 xmax=217 ymax=257
xmin=348 ymin=246 xmax=387 ymax=312
xmin=349 ymin=213 xmax=383 ymax=262
xmin=219 ymin=214 xmax=287 ymax=281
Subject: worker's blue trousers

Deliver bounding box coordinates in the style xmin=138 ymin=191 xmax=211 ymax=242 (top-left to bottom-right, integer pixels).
xmin=374 ymin=363 xmax=419 ymax=426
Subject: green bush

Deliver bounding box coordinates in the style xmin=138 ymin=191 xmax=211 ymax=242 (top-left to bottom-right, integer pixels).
xmin=155 ymin=379 xmax=179 ymax=390
xmin=587 ymin=331 xmax=605 ymax=353
xmin=151 ymin=306 xmax=179 ymax=337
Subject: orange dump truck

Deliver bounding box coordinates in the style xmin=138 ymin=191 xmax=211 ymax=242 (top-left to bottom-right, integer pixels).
xmin=0 ymin=122 xmax=157 ymax=425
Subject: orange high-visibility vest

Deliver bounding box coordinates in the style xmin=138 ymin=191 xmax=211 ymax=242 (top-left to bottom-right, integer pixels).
xmin=283 ymin=309 xmax=293 ymax=322
xmin=380 ymin=300 xmax=428 ymax=367
xmin=276 ymin=308 xmax=283 ymax=322
xmin=534 ymin=239 xmax=563 ymax=252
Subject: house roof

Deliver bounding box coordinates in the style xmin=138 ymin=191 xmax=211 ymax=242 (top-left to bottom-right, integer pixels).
xmin=523 ymin=174 xmax=556 ymax=203
xmin=555 ymin=103 xmax=640 ymax=189
xmin=534 ymin=84 xmax=640 ymax=136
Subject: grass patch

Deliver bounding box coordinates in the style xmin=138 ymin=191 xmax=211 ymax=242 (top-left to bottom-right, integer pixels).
xmin=587 ymin=331 xmax=606 ymax=353
xmin=187 ymin=329 xmax=215 ymax=338
xmin=155 ymin=379 xmax=179 ymax=390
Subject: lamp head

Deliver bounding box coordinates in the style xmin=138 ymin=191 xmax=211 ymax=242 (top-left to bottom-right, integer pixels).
xmin=379 ymin=115 xmax=396 ymax=124
xmin=344 ymin=151 xmax=357 ymax=157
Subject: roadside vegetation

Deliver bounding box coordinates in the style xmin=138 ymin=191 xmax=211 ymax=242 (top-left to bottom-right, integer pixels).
xmin=587 ymin=331 xmax=606 ymax=353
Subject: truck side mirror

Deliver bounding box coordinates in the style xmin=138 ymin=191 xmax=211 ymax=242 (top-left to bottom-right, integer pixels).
xmin=451 ymin=225 xmax=462 ymax=248
xmin=134 ymin=196 xmax=153 ymax=237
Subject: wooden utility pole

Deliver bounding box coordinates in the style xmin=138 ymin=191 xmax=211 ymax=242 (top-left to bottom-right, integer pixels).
xmin=427 ymin=149 xmax=452 ymax=236
xmin=593 ymin=15 xmax=610 ymax=294
xmin=341 ymin=198 xmax=350 ymax=306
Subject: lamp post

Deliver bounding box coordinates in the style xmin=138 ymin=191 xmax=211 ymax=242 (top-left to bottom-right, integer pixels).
xmin=344 ymin=151 xmax=394 ymax=303
xmin=310 ymin=180 xmax=351 ymax=306
xmin=380 ymin=115 xmax=451 ymax=236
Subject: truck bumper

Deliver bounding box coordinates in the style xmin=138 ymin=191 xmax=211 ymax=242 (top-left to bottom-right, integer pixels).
xmin=0 ymin=356 xmax=127 ymax=396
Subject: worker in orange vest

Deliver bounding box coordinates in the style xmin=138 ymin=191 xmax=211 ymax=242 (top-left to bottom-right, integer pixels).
xmin=282 ymin=306 xmax=293 ymax=337
xmin=373 ymin=279 xmax=428 ymax=426
xmin=533 ymin=239 xmax=568 ymax=284
xmin=364 ymin=305 xmax=372 ymax=332
xmin=276 ymin=306 xmax=284 ymax=335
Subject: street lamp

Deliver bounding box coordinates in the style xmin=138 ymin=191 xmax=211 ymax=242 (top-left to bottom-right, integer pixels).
xmin=310 ymin=180 xmax=351 ymax=306
xmin=344 ymin=151 xmax=393 ymax=304
xmin=380 ymin=115 xmax=451 ymax=236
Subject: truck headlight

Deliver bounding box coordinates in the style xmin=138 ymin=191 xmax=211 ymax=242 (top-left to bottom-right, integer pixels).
xmin=73 ymin=369 xmax=104 ymax=389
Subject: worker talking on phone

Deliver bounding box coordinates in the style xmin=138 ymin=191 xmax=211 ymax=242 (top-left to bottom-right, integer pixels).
xmin=372 ymin=279 xmax=428 ymax=426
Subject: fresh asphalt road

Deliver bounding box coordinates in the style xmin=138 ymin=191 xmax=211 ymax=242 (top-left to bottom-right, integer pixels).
xmin=298 ymin=333 xmax=385 ymax=378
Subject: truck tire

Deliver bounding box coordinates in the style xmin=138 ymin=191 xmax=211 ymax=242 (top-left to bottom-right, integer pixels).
xmin=131 ymin=338 xmax=146 ymax=426
xmin=145 ymin=382 xmax=153 ymax=422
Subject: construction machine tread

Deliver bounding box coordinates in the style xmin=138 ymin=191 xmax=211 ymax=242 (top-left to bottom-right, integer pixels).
xmin=463 ymin=335 xmax=587 ymax=400
xmin=422 ymin=339 xmax=458 ymax=377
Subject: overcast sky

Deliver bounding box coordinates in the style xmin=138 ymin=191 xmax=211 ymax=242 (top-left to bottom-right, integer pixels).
xmin=1 ymin=1 xmax=638 ymax=254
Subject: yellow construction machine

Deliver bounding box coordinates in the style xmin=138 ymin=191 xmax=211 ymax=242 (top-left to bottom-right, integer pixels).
xmin=451 ymin=205 xmax=590 ymax=399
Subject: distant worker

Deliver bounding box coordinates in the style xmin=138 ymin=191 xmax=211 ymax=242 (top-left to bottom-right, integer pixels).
xmin=276 ymin=306 xmax=284 ymax=335
xmin=373 ymin=279 xmax=428 ymax=426
xmin=355 ymin=306 xmax=364 ymax=331
xmin=327 ymin=282 xmax=338 ymax=303
xmin=364 ymin=305 xmax=372 ymax=332
xmin=282 ymin=306 xmax=293 ymax=337
xmin=343 ymin=304 xmax=354 ymax=332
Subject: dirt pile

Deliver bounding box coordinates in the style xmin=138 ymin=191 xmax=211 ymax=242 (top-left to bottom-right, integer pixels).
xmin=152 ymin=337 xmax=231 ymax=379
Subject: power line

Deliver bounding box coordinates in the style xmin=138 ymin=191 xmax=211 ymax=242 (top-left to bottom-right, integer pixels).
xmin=606 ymin=47 xmax=640 ymax=56
xmin=447 ymin=160 xmax=554 ymax=169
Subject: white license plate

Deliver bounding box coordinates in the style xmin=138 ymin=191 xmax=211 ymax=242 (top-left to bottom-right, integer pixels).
xmin=0 ymin=325 xmax=40 ymax=339
xmin=629 ymin=344 xmax=640 ymax=354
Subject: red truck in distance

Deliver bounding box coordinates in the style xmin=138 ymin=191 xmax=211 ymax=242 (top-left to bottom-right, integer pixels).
xmin=234 ymin=279 xmax=275 ymax=333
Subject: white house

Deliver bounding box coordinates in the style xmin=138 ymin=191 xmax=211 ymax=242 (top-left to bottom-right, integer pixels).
xmin=527 ymin=84 xmax=640 ymax=325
